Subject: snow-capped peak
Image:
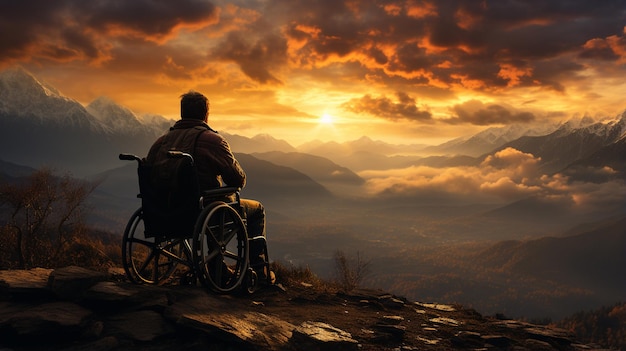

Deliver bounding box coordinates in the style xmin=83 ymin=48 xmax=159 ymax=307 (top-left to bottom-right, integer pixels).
xmin=0 ymin=67 xmax=104 ymax=132
xmin=86 ymin=96 xmax=144 ymax=134
xmin=0 ymin=66 xmax=62 ymax=99
xmin=556 ymin=115 xmax=597 ymax=133
xmin=139 ymin=113 xmax=173 ymax=135
xmin=453 ymin=122 xmax=558 ymax=147
xmin=551 ymin=112 xmax=626 ymax=141
xmin=0 ymin=67 xmax=64 ymax=113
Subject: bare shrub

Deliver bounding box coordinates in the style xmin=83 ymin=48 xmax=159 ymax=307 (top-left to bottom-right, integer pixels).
xmin=333 ymin=250 xmax=371 ymax=291
xmin=270 ymin=260 xmax=338 ymax=291
xmin=0 ymin=168 xmax=110 ymax=269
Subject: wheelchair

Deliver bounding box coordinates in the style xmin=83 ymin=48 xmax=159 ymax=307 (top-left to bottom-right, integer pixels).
xmin=119 ymin=151 xmax=270 ymax=294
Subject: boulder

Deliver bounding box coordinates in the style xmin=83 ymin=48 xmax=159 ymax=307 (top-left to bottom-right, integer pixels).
xmin=48 ymin=265 xmax=108 ymax=299
xmin=0 ymin=267 xmax=52 ymax=291
xmin=164 ymin=289 xmax=295 ymax=350
xmin=292 ymin=321 xmax=359 ymax=351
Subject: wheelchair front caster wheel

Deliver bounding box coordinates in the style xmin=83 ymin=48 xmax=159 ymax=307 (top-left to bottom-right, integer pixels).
xmin=245 ymin=268 xmax=258 ymax=294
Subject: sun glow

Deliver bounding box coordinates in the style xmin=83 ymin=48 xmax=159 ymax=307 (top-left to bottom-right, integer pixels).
xmin=319 ymin=112 xmax=334 ymax=125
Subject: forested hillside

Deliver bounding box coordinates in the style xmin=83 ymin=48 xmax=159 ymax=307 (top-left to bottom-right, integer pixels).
xmin=554 ymin=302 xmax=626 ymax=351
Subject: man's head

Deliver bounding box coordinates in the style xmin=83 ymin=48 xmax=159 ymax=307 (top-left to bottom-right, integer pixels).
xmin=180 ymin=91 xmax=209 ymax=121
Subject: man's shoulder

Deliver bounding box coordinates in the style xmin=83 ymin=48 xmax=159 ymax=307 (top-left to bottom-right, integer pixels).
xmin=197 ymin=127 xmax=226 ymax=144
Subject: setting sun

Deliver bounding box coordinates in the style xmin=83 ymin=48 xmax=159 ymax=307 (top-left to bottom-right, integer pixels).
xmin=320 ymin=113 xmax=334 ymax=125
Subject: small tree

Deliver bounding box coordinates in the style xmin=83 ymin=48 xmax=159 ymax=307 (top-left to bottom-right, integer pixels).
xmin=333 ymin=250 xmax=371 ymax=291
xmin=0 ymin=168 xmax=100 ymax=269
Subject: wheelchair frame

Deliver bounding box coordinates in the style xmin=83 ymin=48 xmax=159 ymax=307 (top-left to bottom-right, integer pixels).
xmin=119 ymin=152 xmax=270 ymax=294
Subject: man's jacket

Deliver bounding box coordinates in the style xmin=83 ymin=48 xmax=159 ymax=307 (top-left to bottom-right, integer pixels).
xmin=146 ymin=119 xmax=246 ymax=190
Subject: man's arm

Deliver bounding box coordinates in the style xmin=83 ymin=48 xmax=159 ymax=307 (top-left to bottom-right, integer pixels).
xmin=195 ymin=130 xmax=246 ymax=188
xmin=216 ymin=137 xmax=246 ymax=187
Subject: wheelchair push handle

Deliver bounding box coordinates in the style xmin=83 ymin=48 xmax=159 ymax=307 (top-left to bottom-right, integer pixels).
xmin=119 ymin=151 xmax=194 ymax=164
xmin=119 ymin=153 xmax=142 ymax=162
xmin=167 ymin=150 xmax=194 ymax=165
xmin=167 ymin=150 xmax=192 ymax=158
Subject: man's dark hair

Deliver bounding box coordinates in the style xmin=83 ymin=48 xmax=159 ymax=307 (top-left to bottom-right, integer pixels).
xmin=180 ymin=91 xmax=209 ymax=121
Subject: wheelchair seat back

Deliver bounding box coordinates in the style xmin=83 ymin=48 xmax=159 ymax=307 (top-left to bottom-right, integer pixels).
xmin=138 ymin=155 xmax=200 ymax=238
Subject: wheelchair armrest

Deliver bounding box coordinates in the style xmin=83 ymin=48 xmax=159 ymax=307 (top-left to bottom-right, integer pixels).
xmin=201 ymin=187 xmax=240 ymax=198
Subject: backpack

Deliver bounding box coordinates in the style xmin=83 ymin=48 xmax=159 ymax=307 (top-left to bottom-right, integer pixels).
xmin=140 ymin=126 xmax=208 ymax=238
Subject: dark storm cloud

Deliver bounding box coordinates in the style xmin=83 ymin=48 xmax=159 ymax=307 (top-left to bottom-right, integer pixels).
xmin=267 ymin=0 xmax=626 ymax=91
xmin=0 ymin=0 xmax=217 ymax=64
xmin=103 ymin=38 xmax=208 ymax=79
xmin=280 ymin=1 xmax=430 ymax=62
xmin=79 ymin=0 xmax=216 ymax=36
xmin=447 ymin=100 xmax=536 ymax=125
xmin=212 ymin=31 xmax=287 ymax=84
xmin=342 ymin=92 xmax=433 ymax=121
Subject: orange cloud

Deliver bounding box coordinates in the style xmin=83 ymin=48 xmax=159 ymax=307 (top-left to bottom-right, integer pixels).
xmin=342 ymin=92 xmax=433 ymax=121
xmin=406 ymin=1 xmax=437 ymax=19
xmin=497 ymin=63 xmax=534 ymax=87
xmin=581 ymin=31 xmax=626 ymax=64
xmin=446 ymin=100 xmax=535 ymax=125
xmin=0 ymin=0 xmax=219 ymax=66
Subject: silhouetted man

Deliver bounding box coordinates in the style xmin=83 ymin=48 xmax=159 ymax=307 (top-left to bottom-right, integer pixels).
xmin=146 ymin=91 xmax=273 ymax=283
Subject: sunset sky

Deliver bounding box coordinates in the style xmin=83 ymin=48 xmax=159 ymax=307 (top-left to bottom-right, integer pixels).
xmin=1 ymin=0 xmax=625 ymax=146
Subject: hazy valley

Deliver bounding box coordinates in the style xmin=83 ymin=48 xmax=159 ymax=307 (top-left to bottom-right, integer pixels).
xmin=1 ymin=67 xmax=625 ymax=321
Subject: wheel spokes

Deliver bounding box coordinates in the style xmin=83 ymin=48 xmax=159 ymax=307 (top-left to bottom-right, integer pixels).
xmin=123 ymin=209 xmax=190 ymax=285
xmin=194 ymin=202 xmax=248 ymax=293
xmin=223 ymin=250 xmax=241 ymax=261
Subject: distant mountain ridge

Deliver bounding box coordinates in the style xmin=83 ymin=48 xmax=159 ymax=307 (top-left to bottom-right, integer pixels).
xmin=423 ymin=122 xmax=561 ymax=157
xmin=476 ymin=215 xmax=626 ymax=294
xmin=86 ymin=96 xmax=170 ymax=137
xmin=0 ymin=159 xmax=36 ymax=179
xmin=223 ymin=132 xmax=297 ymax=154
xmin=298 ymin=136 xmax=428 ymax=159
xmin=0 ymin=67 xmax=160 ymax=175
xmin=495 ymin=113 xmax=626 ymax=174
xmin=562 ymin=134 xmax=626 ymax=182
xmin=294 ymin=114 xmax=626 ymax=175
xmin=0 ymin=67 xmax=104 ymax=133
xmin=251 ymin=151 xmax=364 ymax=185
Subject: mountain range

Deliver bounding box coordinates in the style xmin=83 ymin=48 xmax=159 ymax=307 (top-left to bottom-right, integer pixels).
xmin=0 ymin=68 xmax=162 ymax=175
xmin=2 ymin=66 xmax=625 ymax=179
xmin=422 ymin=122 xmax=562 ymax=157
xmin=477 ymin=215 xmax=626 ymax=289
xmin=494 ymin=115 xmax=626 ymax=174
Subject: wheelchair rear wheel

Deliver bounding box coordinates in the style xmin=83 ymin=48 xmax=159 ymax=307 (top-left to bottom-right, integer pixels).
xmin=122 ymin=208 xmax=188 ymax=284
xmin=193 ymin=202 xmax=249 ymax=293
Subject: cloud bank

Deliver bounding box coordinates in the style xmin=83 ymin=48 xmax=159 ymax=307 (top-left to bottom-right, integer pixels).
xmin=359 ymin=147 xmax=626 ymax=210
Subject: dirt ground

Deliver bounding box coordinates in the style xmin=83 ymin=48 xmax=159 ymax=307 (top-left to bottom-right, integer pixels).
xmin=207 ymin=280 xmax=566 ymax=351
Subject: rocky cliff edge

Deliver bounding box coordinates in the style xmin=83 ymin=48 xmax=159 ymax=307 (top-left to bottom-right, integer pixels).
xmin=0 ymin=266 xmax=604 ymax=351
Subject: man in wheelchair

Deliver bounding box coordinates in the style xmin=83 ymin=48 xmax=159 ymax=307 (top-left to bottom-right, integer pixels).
xmin=145 ymin=91 xmax=275 ymax=287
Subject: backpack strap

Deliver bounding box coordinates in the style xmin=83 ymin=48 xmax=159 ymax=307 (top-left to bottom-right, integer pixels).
xmin=161 ymin=125 xmax=209 ymax=159
xmin=190 ymin=126 xmax=209 ymax=159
